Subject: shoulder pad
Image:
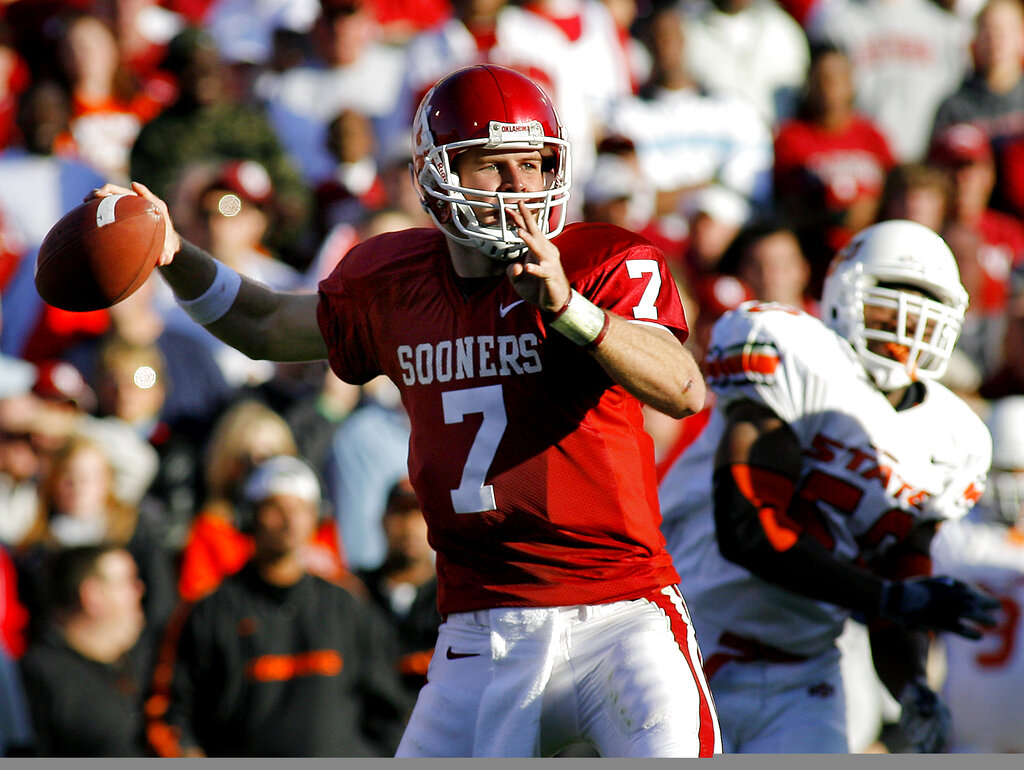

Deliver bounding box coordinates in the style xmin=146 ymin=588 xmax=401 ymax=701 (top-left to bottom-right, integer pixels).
xmin=706 ymin=302 xmax=853 ymax=387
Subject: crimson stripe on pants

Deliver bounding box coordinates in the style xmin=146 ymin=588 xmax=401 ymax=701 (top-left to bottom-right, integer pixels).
xmin=647 ymin=585 xmax=721 ymax=757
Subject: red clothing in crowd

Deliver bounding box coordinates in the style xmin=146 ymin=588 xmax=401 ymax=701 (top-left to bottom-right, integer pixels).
xmin=774 ymin=114 xmax=895 ymax=252
xmin=178 ymin=503 xmax=348 ymax=603
xmin=961 ymin=209 xmax=1024 ymax=316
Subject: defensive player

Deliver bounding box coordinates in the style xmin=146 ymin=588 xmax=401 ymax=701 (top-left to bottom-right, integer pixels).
xmin=93 ymin=64 xmax=719 ymax=757
xmin=659 ymin=219 xmax=998 ymax=753
xmin=931 ymin=396 xmax=1024 ymax=753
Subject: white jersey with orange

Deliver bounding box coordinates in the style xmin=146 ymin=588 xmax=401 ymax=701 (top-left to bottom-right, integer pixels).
xmin=659 ymin=301 xmax=990 ymax=660
xmin=931 ymin=510 xmax=1024 ymax=753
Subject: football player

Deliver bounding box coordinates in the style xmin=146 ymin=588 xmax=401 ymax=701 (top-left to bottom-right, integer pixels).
xmin=931 ymin=396 xmax=1024 ymax=753
xmin=659 ymin=219 xmax=999 ymax=753
xmin=91 ymin=64 xmax=719 ymax=757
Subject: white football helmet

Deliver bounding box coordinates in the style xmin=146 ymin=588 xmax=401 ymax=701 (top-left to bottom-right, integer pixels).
xmin=981 ymin=396 xmax=1024 ymax=526
xmin=411 ymin=64 xmax=572 ymax=261
xmin=821 ymin=220 xmax=968 ymax=391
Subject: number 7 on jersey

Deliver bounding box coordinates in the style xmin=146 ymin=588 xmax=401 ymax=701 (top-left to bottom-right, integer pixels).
xmin=442 ymin=384 xmax=507 ymax=513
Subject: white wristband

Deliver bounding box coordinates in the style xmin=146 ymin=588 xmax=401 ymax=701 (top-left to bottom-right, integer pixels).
xmin=548 ymin=289 xmax=610 ymax=348
xmin=176 ymin=260 xmax=241 ymax=325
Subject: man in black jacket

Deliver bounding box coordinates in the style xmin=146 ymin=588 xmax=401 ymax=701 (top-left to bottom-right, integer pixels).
xmin=147 ymin=455 xmax=412 ymax=757
xmin=19 ymin=544 xmax=151 ymax=756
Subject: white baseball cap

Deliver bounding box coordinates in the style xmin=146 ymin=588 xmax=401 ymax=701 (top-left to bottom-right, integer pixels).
xmin=583 ymin=154 xmax=640 ymax=205
xmin=684 ymin=184 xmax=751 ymax=227
xmin=242 ymin=455 xmax=321 ymax=505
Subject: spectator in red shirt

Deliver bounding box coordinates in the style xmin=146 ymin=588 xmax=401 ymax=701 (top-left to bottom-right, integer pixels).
xmin=774 ymin=42 xmax=896 ymax=296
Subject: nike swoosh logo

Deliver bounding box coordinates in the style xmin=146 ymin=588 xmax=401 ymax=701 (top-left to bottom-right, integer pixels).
xmin=499 ymin=299 xmax=525 ymax=318
xmin=446 ymin=646 xmax=481 ymax=660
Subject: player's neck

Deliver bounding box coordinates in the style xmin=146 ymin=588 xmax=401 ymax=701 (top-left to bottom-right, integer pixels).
xmin=884 ymin=380 xmax=926 ymax=411
xmin=447 ymin=239 xmax=507 ymax=279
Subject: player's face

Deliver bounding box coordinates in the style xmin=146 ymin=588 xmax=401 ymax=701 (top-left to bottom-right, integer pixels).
xmin=453 ymin=147 xmax=549 ymax=225
xmin=862 ymin=287 xmax=937 ymax=366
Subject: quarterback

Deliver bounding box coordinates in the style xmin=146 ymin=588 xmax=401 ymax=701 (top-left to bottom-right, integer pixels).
xmin=659 ymin=219 xmax=998 ymax=753
xmin=92 ymin=65 xmax=719 ymax=757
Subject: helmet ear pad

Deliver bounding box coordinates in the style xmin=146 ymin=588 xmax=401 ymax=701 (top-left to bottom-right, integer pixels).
xmin=431 ymin=195 xmax=453 ymax=224
xmin=412 ymin=159 xmax=454 ymax=224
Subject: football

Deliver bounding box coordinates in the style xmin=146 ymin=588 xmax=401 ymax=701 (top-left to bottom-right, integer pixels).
xmin=35 ymin=194 xmax=165 ymax=312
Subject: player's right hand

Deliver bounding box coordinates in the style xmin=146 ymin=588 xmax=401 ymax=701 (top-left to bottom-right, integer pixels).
xmin=505 ymin=200 xmax=570 ymax=314
xmin=878 ymin=576 xmax=1000 ymax=639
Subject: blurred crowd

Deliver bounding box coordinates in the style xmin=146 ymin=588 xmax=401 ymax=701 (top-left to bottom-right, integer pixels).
xmin=0 ymin=0 xmax=1023 ymax=757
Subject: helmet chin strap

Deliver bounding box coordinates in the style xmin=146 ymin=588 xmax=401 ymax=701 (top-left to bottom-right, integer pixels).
xmin=478 ymin=239 xmax=529 ymax=261
xmin=448 ymin=199 xmax=525 ymax=260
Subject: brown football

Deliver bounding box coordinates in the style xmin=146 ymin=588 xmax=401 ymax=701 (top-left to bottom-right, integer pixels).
xmin=35 ymin=194 xmax=165 ymax=312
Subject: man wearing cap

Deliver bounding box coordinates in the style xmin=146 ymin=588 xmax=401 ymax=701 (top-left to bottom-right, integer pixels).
xmin=930 ymin=0 xmax=1024 ymax=212
xmin=194 ymin=159 xmax=304 ymax=292
xmin=156 ymin=158 xmax=305 ymax=390
xmin=930 ymin=122 xmax=1024 ymax=380
xmin=146 ymin=455 xmax=411 ymax=757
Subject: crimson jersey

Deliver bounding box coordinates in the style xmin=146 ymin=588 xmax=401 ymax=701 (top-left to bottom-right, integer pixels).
xmin=317 ymin=223 xmax=688 ymax=614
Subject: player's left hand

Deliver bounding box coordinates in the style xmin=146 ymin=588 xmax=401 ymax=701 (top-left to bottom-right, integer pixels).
xmin=879 ymin=575 xmax=1000 ymax=639
xmin=894 ymin=679 xmax=951 ymax=753
xmin=505 ymin=201 xmax=571 ymax=313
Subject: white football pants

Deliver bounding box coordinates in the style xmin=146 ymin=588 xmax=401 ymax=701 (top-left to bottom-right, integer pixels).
xmin=395 ymin=585 xmax=721 ymax=757
xmin=712 ymin=645 xmax=848 ymax=753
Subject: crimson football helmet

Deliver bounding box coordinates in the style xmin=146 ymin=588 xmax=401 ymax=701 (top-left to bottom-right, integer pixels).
xmin=412 ymin=64 xmax=571 ymax=261
xmin=821 ymin=219 xmax=968 ymax=391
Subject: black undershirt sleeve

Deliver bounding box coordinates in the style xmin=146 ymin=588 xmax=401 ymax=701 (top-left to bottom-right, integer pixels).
xmin=712 ymin=464 xmax=885 ymax=615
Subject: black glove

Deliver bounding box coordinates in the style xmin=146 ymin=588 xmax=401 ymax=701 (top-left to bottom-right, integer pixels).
xmin=892 ymin=679 xmax=951 ymax=753
xmin=878 ymin=576 xmax=1000 ymax=639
